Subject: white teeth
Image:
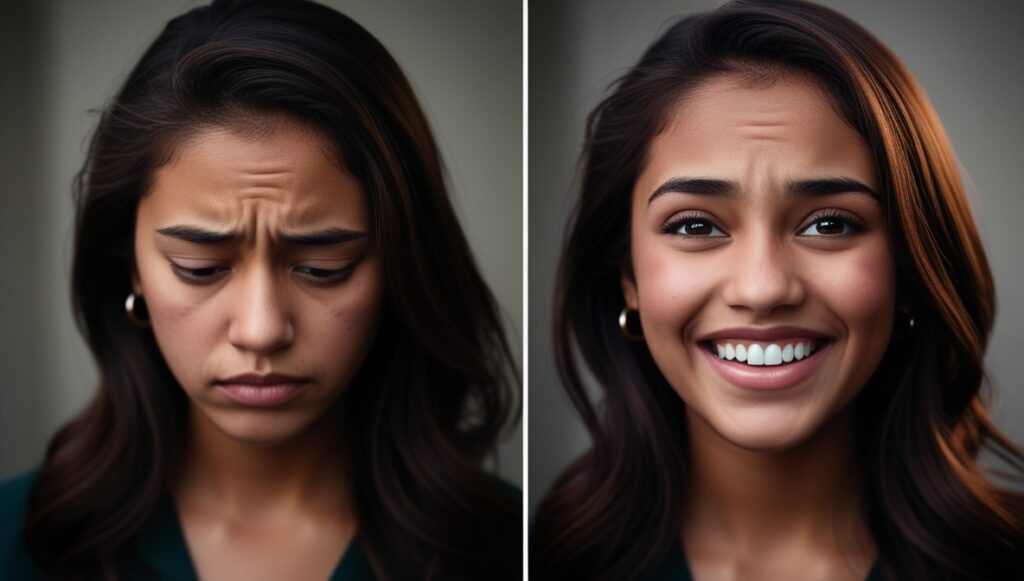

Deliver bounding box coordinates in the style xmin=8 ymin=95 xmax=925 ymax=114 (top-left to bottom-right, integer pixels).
xmin=711 ymin=340 xmax=822 ymax=366
xmin=746 ymin=344 xmax=764 ymax=365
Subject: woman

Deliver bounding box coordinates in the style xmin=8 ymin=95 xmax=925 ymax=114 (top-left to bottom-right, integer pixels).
xmin=0 ymin=0 xmax=520 ymax=579
xmin=531 ymin=1 xmax=1023 ymax=579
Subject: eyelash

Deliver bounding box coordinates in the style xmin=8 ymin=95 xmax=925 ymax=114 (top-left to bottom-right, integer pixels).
xmin=660 ymin=208 xmax=866 ymax=238
xmin=169 ymin=263 xmax=356 ymax=286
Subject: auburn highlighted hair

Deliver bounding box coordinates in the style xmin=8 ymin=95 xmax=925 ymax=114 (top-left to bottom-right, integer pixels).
xmin=532 ymin=1 xmax=1023 ymax=579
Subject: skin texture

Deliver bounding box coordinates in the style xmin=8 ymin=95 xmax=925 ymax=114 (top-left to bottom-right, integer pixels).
xmin=622 ymin=73 xmax=894 ymax=579
xmin=133 ymin=117 xmax=381 ymax=579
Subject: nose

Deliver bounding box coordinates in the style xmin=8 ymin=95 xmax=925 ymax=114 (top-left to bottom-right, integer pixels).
xmin=719 ymin=232 xmax=806 ymax=317
xmin=227 ymin=265 xmax=295 ymax=355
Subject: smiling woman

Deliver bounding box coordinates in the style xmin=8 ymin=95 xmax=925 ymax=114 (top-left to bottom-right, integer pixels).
xmin=531 ymin=1 xmax=1024 ymax=579
xmin=627 ymin=72 xmax=896 ymax=453
xmin=0 ymin=0 xmax=520 ymax=579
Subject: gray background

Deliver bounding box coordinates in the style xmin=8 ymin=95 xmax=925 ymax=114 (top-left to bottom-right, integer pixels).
xmin=529 ymin=0 xmax=1024 ymax=511
xmin=0 ymin=0 xmax=522 ymax=485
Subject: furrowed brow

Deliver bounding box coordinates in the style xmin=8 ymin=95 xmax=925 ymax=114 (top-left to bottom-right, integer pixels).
xmin=156 ymin=225 xmax=239 ymax=244
xmin=280 ymin=228 xmax=367 ymax=246
xmin=156 ymin=225 xmax=368 ymax=246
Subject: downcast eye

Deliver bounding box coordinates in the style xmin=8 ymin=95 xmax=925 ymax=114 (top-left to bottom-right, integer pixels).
xmin=294 ymin=265 xmax=355 ymax=285
xmin=169 ymin=263 xmax=229 ymax=284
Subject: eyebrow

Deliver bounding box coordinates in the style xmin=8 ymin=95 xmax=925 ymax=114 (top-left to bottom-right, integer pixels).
xmin=156 ymin=225 xmax=368 ymax=245
xmin=647 ymin=176 xmax=880 ymax=205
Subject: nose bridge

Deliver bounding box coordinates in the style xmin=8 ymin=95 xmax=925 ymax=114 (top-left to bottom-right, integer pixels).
xmin=229 ymin=261 xmax=294 ymax=354
xmin=722 ymin=224 xmax=804 ymax=315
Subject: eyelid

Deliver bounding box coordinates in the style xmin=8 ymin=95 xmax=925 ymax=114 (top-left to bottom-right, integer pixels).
xmin=293 ymin=264 xmax=356 ymax=285
xmin=659 ymin=208 xmax=867 ymax=239
xmin=167 ymin=261 xmax=356 ymax=286
xmin=661 ymin=210 xmax=728 ymax=237
xmin=168 ymin=261 xmax=230 ymax=284
xmin=796 ymin=208 xmax=866 ymax=236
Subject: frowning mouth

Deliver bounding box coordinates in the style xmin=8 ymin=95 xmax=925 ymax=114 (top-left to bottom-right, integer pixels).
xmin=216 ymin=372 xmax=310 ymax=385
xmin=214 ymin=373 xmax=311 ymax=406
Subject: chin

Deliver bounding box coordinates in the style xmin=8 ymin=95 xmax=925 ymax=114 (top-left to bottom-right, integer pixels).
xmin=207 ymin=409 xmax=320 ymax=446
xmin=700 ymin=407 xmax=826 ymax=453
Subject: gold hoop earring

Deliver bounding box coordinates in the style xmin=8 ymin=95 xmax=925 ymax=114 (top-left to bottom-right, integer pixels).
xmin=618 ymin=307 xmax=643 ymax=341
xmin=125 ymin=293 xmax=151 ymax=328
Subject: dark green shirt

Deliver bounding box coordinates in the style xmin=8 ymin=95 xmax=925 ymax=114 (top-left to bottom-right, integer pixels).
xmin=648 ymin=537 xmax=885 ymax=580
xmin=0 ymin=469 xmax=372 ymax=580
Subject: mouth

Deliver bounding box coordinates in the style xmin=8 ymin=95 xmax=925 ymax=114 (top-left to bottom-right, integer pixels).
xmin=697 ymin=338 xmax=834 ymax=391
xmin=214 ymin=373 xmax=311 ymax=407
xmin=699 ymin=338 xmax=830 ymax=366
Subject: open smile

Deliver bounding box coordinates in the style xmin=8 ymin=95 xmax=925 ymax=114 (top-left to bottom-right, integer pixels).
xmin=698 ymin=339 xmax=834 ymax=390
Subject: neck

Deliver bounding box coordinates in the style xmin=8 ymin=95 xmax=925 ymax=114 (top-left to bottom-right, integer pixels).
xmin=175 ymin=401 xmax=350 ymax=520
xmin=683 ymin=406 xmax=872 ymax=556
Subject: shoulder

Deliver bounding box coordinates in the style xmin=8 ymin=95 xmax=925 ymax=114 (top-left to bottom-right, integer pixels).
xmin=0 ymin=467 xmax=38 ymax=542
xmin=0 ymin=468 xmax=43 ymax=579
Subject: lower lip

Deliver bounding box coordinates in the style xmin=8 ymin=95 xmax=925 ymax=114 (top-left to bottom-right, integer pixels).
xmin=699 ymin=342 xmax=832 ymax=391
xmin=215 ymin=382 xmax=309 ymax=407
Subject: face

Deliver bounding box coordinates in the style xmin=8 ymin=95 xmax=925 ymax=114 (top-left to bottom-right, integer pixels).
xmin=622 ymin=73 xmax=896 ymax=452
xmin=133 ymin=117 xmax=384 ymax=445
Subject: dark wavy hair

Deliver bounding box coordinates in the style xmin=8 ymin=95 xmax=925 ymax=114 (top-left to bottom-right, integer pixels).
xmin=23 ymin=0 xmax=520 ymax=578
xmin=532 ymin=1 xmax=1023 ymax=579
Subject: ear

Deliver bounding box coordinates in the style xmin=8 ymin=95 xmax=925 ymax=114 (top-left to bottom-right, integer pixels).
xmin=620 ymin=262 xmax=638 ymax=310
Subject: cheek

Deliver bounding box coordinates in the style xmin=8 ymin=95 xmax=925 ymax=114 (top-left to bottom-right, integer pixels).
xmin=145 ymin=284 xmax=217 ymax=389
xmin=814 ymin=242 xmax=896 ymax=336
xmin=633 ymin=244 xmax=715 ymax=337
xmin=313 ymin=257 xmax=385 ymax=364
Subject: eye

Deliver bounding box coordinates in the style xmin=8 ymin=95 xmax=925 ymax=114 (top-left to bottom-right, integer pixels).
xmin=294 ymin=265 xmax=355 ymax=286
xmin=797 ymin=209 xmax=865 ymax=237
xmin=662 ymin=212 xmax=727 ymax=238
xmin=169 ymin=263 xmax=230 ymax=285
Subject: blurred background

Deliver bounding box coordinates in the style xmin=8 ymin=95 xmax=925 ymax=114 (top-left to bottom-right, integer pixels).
xmin=0 ymin=0 xmax=522 ymax=485
xmin=529 ymin=0 xmax=1024 ymax=510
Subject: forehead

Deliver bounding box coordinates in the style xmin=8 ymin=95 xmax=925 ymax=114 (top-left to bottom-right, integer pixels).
xmin=642 ymin=72 xmax=875 ymax=189
xmin=145 ymin=118 xmax=365 ymax=227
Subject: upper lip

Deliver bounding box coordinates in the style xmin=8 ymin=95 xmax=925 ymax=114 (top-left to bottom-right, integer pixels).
xmin=216 ymin=373 xmax=311 ymax=385
xmin=698 ymin=326 xmax=833 ymax=342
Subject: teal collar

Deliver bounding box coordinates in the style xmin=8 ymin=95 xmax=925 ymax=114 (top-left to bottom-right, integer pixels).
xmin=131 ymin=496 xmax=372 ymax=580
